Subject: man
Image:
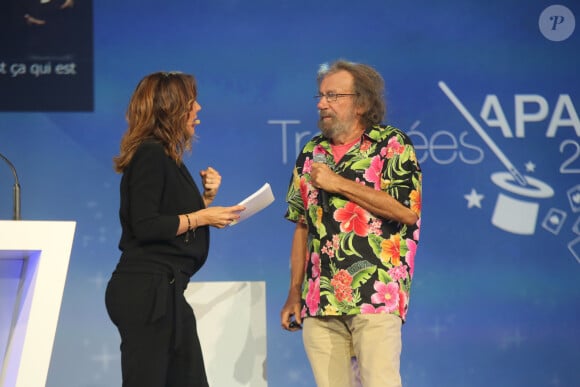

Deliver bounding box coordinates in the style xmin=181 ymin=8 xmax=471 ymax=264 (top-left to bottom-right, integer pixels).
xmin=280 ymin=60 xmax=422 ymax=387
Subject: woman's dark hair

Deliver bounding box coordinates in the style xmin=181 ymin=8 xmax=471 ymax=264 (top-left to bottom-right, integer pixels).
xmin=114 ymin=71 xmax=197 ymax=172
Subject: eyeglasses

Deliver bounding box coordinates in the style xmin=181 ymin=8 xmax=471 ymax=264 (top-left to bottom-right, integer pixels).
xmin=314 ymin=92 xmax=360 ymax=102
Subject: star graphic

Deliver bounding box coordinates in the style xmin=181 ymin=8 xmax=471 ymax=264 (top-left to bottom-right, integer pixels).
xmin=464 ymin=188 xmax=484 ymax=208
xmin=91 ymin=343 xmax=118 ymax=373
xmin=525 ymin=161 xmax=536 ymax=172
xmin=427 ymin=319 xmax=446 ymax=339
xmin=89 ymin=272 xmax=105 ymax=289
xmin=499 ymin=328 xmax=525 ymax=350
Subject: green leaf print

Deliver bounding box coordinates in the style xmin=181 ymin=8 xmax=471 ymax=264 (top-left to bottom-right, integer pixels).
xmin=324 ymin=292 xmax=362 ymax=315
xmin=350 ymin=265 xmax=377 ymax=288
xmin=350 ymin=158 xmax=371 ymax=171
xmin=368 ymin=233 xmax=384 ymax=258
xmin=302 ymin=141 xmax=317 ymax=154
xmin=377 ymin=268 xmax=392 ymax=283
xmin=320 ymin=276 xmax=332 ymax=292
xmin=309 ymin=206 xmax=327 ymax=239
xmin=338 ymin=232 xmax=362 ymax=260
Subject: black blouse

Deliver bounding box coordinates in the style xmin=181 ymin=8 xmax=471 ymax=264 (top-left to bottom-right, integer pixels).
xmin=116 ymin=140 xmax=209 ymax=277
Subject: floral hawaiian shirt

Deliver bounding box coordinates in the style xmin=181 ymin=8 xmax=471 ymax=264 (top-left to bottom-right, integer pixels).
xmin=285 ymin=125 xmax=422 ymax=321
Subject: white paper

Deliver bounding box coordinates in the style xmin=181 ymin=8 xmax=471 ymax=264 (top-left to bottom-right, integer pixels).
xmin=230 ymin=183 xmax=275 ymax=225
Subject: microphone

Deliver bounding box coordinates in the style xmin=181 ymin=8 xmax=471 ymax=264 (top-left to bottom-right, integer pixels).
xmin=0 ymin=152 xmax=21 ymax=220
xmin=312 ymin=154 xmax=330 ymax=212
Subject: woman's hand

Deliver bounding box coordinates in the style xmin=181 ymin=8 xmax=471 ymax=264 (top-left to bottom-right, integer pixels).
xmin=200 ymin=167 xmax=221 ymax=206
xmin=197 ymin=205 xmax=245 ymax=228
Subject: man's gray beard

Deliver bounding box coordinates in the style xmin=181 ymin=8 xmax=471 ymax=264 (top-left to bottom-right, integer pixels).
xmin=318 ymin=119 xmax=349 ymax=140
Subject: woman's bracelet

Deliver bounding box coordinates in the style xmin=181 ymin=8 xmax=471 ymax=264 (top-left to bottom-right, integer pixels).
xmin=185 ymin=213 xmax=192 ymax=231
xmin=185 ymin=213 xmax=198 ymax=232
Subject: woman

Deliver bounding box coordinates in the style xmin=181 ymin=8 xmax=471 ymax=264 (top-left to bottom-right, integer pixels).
xmin=105 ymin=71 xmax=244 ymax=387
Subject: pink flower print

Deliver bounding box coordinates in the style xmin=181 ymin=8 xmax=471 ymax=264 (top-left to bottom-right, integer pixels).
xmin=413 ymin=218 xmax=421 ymax=241
xmin=332 ymin=234 xmax=340 ymax=249
xmin=308 ymin=191 xmax=320 ymax=207
xmin=383 ymin=136 xmax=405 ymax=159
xmin=363 ymin=155 xmax=384 ymax=190
xmin=311 ymin=252 xmax=320 ymax=278
xmin=369 ymin=218 xmax=382 ymax=235
xmin=300 ymin=174 xmax=319 ymax=207
xmin=360 ymin=303 xmax=389 ymax=314
xmin=322 ymin=235 xmax=340 ymax=258
xmin=388 ymin=265 xmax=408 ymax=282
xmin=334 ymin=202 xmax=370 ymax=237
xmin=405 ymin=239 xmax=417 ymax=277
xmin=321 ymin=240 xmax=334 ymax=258
xmin=299 ymin=177 xmax=309 ymax=208
xmin=370 ymin=281 xmax=400 ymax=313
xmin=303 ymin=157 xmax=314 ymax=173
xmin=305 ymin=277 xmax=320 ymax=315
xmin=313 ymin=145 xmax=325 ymax=156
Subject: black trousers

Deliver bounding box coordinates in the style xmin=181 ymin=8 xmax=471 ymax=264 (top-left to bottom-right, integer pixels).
xmin=105 ymin=272 xmax=209 ymax=387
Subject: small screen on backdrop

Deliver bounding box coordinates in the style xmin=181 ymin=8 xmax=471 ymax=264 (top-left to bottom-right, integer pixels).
xmin=0 ymin=0 xmax=94 ymax=112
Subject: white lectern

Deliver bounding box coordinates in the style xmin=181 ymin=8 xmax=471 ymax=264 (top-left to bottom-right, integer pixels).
xmin=0 ymin=221 xmax=76 ymax=387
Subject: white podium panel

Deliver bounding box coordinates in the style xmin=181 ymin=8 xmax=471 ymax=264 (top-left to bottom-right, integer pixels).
xmin=184 ymin=281 xmax=267 ymax=387
xmin=0 ymin=221 xmax=76 ymax=387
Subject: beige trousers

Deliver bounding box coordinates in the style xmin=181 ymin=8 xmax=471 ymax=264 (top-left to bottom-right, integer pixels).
xmin=302 ymin=314 xmax=402 ymax=387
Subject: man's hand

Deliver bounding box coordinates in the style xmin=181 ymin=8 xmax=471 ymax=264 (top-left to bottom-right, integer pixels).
xmin=280 ymin=290 xmax=303 ymax=331
xmin=310 ymin=162 xmax=340 ymax=193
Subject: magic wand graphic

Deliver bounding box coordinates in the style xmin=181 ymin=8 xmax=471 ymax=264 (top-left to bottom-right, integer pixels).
xmin=438 ymin=81 xmax=528 ymax=187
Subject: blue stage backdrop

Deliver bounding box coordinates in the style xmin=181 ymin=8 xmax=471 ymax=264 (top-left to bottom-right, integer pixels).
xmin=1 ymin=1 xmax=579 ymax=386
